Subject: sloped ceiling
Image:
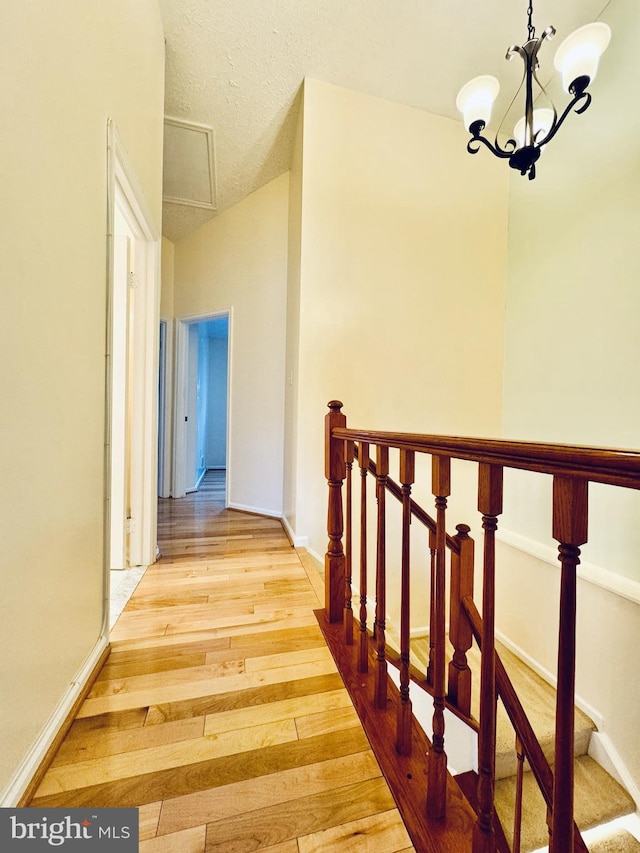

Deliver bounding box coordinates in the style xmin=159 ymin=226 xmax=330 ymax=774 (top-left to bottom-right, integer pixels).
xmin=158 ymin=0 xmax=611 ymax=242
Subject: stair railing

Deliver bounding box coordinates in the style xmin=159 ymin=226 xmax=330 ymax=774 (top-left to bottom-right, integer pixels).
xmin=324 ymin=401 xmax=640 ymax=853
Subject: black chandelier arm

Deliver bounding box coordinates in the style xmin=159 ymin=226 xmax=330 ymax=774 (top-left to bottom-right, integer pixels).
xmin=466 ymin=131 xmax=516 ymax=160
xmin=539 ymin=88 xmax=592 ymax=148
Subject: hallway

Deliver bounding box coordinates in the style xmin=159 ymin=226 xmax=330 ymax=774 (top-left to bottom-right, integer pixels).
xmin=28 ymin=480 xmax=415 ymax=851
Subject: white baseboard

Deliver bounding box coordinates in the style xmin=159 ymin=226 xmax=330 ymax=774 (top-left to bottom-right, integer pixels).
xmin=306 ymin=545 xmax=323 ymax=565
xmin=227 ymin=502 xmax=282 ymax=519
xmin=498 ymin=528 xmax=640 ymax=606
xmin=281 ymin=515 xmax=309 ymax=548
xmin=589 ymin=731 xmax=640 ymax=811
xmin=0 ymin=635 xmax=109 ymax=806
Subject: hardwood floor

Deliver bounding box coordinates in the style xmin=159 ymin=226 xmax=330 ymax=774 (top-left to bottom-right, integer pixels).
xmin=29 ymin=472 xmax=415 ymax=852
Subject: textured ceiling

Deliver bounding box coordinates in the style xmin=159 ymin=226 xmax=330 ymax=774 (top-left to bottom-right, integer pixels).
xmin=159 ymin=0 xmax=611 ymax=242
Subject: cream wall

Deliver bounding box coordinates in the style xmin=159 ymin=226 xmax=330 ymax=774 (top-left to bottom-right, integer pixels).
xmin=173 ymin=174 xmax=289 ymax=517
xmin=283 ymin=95 xmax=305 ymax=540
xmin=161 ymin=237 xmax=175 ymax=319
xmin=498 ymin=0 xmax=640 ymax=793
xmin=0 ymin=1 xmax=164 ymax=800
xmin=288 ymin=79 xmax=510 ymax=584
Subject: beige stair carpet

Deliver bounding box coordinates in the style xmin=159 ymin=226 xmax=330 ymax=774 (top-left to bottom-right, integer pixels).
xmin=411 ymin=634 xmax=635 ymax=852
xmin=489 ymin=642 xmax=594 ymax=779
xmin=589 ymin=829 xmax=640 ymax=853
xmin=494 ymin=755 xmax=636 ymax=852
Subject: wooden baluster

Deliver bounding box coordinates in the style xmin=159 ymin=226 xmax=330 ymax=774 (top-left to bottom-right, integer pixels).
xmin=344 ymin=441 xmax=355 ymax=645
xmin=324 ymin=401 xmax=346 ymax=624
xmin=397 ymin=449 xmax=415 ymax=755
xmin=427 ymin=454 xmax=450 ymax=820
xmin=374 ymin=445 xmax=389 ymax=708
xmin=426 ymin=528 xmax=436 ymax=687
xmin=473 ymin=463 xmax=503 ymax=853
xmin=550 ymin=476 xmax=588 ymax=853
xmin=358 ymin=442 xmax=370 ymax=673
xmin=447 ymin=524 xmax=474 ymax=718
xmin=513 ymin=734 xmax=525 ymax=853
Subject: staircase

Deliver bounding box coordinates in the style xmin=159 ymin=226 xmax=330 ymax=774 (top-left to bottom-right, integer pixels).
xmin=322 ymin=401 xmax=640 ymax=853
xmin=410 ymin=638 xmax=638 ymax=852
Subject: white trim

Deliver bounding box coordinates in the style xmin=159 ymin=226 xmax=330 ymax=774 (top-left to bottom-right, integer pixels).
xmin=157 ymin=319 xmax=174 ymax=498
xmin=172 ymin=319 xmax=189 ymax=498
xmin=228 ymin=501 xmax=282 ymax=519
xmin=495 ymin=628 xmax=605 ymax=731
xmin=0 ymin=637 xmax=109 ymax=806
xmin=589 ymin=731 xmax=640 ymax=810
xmin=497 ymin=527 xmax=640 ymax=605
xmin=109 ymin=122 xmax=160 ymax=241
xmin=306 ymin=545 xmax=324 ymax=566
xmin=194 ymin=467 xmax=207 ymax=491
xmin=106 ymin=120 xmax=161 ymax=575
xmin=281 ymin=516 xmax=308 ymax=548
xmin=224 ymin=309 xmax=232 ymax=509
xmin=173 ymin=310 xmax=231 ymax=503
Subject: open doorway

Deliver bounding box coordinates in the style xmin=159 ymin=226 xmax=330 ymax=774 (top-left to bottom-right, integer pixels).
xmin=173 ymin=312 xmax=230 ymax=501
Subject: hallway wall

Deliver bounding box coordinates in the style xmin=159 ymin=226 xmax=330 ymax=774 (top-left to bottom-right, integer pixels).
xmin=173 ymin=174 xmax=289 ymax=517
xmin=0 ymin=0 xmax=164 ymax=801
xmin=285 ymin=79 xmax=509 ymax=624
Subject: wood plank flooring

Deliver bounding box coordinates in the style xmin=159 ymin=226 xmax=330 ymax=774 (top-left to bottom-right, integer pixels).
xmin=29 ymin=472 xmax=415 ymax=852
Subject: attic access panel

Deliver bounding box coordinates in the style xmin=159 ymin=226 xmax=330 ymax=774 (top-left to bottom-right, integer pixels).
xmin=163 ymin=117 xmax=218 ymax=210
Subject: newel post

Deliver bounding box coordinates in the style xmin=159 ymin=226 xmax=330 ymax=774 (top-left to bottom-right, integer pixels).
xmin=550 ymin=476 xmax=588 ymax=853
xmin=325 ymin=401 xmax=347 ymax=623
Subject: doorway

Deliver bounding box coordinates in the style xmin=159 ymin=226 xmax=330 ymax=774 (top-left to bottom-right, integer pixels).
xmin=173 ymin=312 xmax=230 ymax=501
xmin=106 ymin=121 xmax=161 ymax=625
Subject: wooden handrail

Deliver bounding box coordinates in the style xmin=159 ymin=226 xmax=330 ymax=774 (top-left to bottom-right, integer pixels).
xmin=337 ymin=426 xmax=640 ymax=489
xmin=324 ymin=403 xmax=637 ymax=853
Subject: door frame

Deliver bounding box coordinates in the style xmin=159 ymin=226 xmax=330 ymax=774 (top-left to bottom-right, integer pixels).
xmin=157 ymin=319 xmax=174 ymax=498
xmin=105 ymin=121 xmax=161 ymax=604
xmin=173 ymin=310 xmax=232 ymax=502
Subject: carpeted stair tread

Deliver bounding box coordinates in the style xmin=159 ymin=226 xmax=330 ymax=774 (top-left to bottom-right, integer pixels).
xmin=411 ymin=636 xmax=595 ymax=779
xmin=494 ymin=755 xmax=636 ymax=852
xmin=589 ymin=829 xmax=640 ymax=853
xmin=489 ymin=641 xmax=594 ymax=780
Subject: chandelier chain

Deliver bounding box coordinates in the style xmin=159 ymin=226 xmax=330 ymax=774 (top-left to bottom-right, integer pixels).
xmin=527 ymin=0 xmax=535 ymax=40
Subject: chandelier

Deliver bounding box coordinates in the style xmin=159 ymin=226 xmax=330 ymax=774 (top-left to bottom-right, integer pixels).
xmin=455 ymin=1 xmax=611 ymax=180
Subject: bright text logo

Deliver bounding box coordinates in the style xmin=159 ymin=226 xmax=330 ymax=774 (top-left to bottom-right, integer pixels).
xmin=1 ymin=809 xmax=138 ymax=851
